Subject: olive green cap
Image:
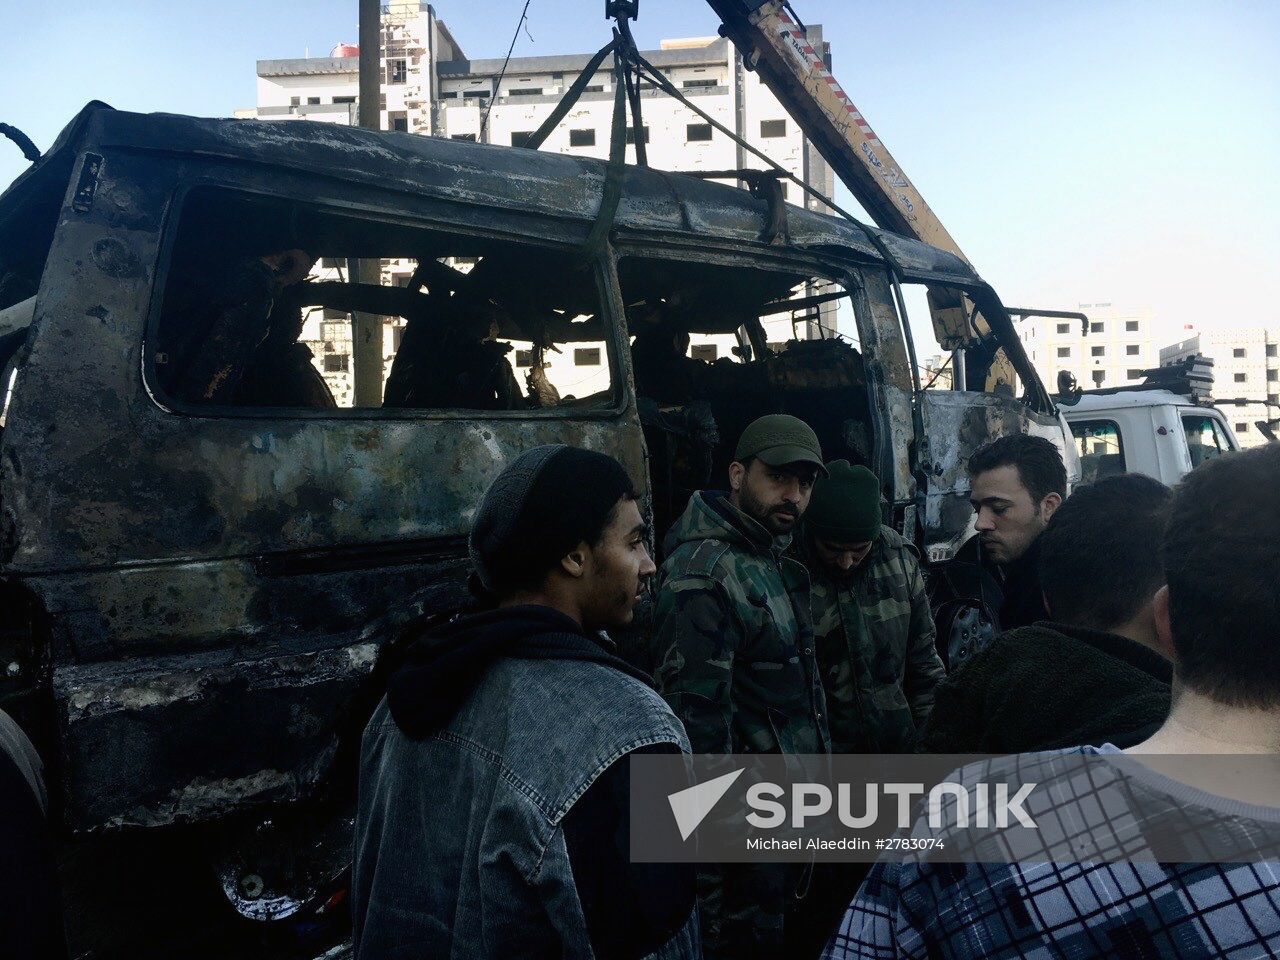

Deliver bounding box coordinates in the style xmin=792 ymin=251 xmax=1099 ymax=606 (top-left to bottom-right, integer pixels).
xmin=734 ymin=414 xmax=827 ymax=476
xmin=805 ymin=460 xmax=882 ymax=543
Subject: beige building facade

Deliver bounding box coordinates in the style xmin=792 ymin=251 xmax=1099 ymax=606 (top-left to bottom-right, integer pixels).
xmin=243 ymin=2 xmax=838 ymax=404
xmin=1018 ymin=302 xmax=1158 ymax=394
xmin=1160 ymin=327 xmax=1280 ymax=447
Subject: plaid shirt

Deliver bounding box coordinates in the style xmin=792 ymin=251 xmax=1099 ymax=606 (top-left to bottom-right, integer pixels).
xmin=824 ymin=746 xmax=1280 ymax=959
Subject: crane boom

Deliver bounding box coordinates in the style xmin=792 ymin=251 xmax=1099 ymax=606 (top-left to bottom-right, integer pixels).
xmin=706 ymin=0 xmax=970 ymax=265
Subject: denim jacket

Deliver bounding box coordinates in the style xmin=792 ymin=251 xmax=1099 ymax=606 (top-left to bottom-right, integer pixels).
xmin=353 ymin=654 xmax=698 ymax=960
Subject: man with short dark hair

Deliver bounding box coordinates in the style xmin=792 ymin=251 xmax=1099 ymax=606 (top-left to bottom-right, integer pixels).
xmin=965 ymin=433 xmax=1067 ymax=632
xmin=827 ymin=446 xmax=1280 ymax=960
xmin=918 ymin=473 xmax=1172 ymax=753
xmin=653 ymin=413 xmax=831 ymax=957
xmin=793 ymin=461 xmax=946 ymax=754
xmin=354 ymin=445 xmax=697 ymax=960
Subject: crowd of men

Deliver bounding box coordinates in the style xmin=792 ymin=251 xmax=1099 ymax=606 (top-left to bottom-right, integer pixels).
xmin=349 ymin=416 xmax=1280 ymax=959
xmin=6 ymin=415 xmax=1278 ymax=958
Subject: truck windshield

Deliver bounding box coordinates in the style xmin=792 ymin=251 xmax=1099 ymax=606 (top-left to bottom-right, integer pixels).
xmin=1182 ymin=414 xmax=1234 ymax=467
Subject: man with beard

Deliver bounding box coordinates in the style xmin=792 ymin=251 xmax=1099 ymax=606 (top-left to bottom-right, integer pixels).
xmin=793 ymin=461 xmax=946 ymax=755
xmin=653 ymin=414 xmax=831 ymax=958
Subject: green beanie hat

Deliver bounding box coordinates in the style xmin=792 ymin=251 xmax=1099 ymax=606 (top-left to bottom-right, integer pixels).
xmin=805 ymin=460 xmax=882 ymax=542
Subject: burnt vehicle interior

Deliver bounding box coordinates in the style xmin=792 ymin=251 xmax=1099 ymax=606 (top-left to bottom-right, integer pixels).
xmin=152 ymin=187 xmax=618 ymax=415
xmin=617 ymin=256 xmax=872 ymax=540
xmin=152 ymin=187 xmax=879 ymax=549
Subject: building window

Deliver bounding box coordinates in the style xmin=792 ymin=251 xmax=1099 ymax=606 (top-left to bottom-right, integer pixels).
xmin=389 ymin=111 xmax=408 ymax=132
xmin=1127 ymin=369 xmax=1143 ymax=379
xmin=569 ymin=128 xmax=596 ymax=147
xmin=451 ymin=133 xmax=477 ymax=141
xmin=440 ymin=91 xmax=459 ymax=99
xmin=514 ymin=349 xmax=534 ymax=367
xmin=1234 ymin=347 xmax=1247 ymax=358
xmin=334 ymin=96 xmax=356 ymax=104
xmin=463 ymin=90 xmax=489 ymax=99
xmin=1090 ymin=321 xmax=1104 ymax=333
xmin=575 ymin=347 xmax=602 ymax=366
xmin=324 ymin=353 xmax=349 ymax=373
xmin=322 ymin=306 xmax=346 ymax=320
xmin=509 ymin=88 xmax=544 ymax=97
xmin=1268 ymin=344 xmax=1277 ymax=357
xmin=320 ymin=258 xmax=342 ymax=270
xmin=690 ymin=344 xmax=718 ymax=362
xmin=1056 ymin=323 xmax=1069 ymax=334
xmin=760 ymin=119 xmax=787 ymax=138
xmin=584 ymin=85 xmax=605 ymax=93
xmin=1126 ymin=320 xmax=1139 ymax=332
xmin=687 ymin=123 xmax=713 ymax=142
xmin=1091 ymin=346 xmax=1105 ymax=357
xmin=1270 ymin=394 xmax=1279 ymax=406
xmin=625 ymin=125 xmax=650 ymax=144
xmin=1236 ymin=422 xmax=1250 ymax=433
xmin=307 ymin=97 xmax=321 ymax=105
xmin=388 ymin=59 xmax=407 ymax=85
xmin=511 ymin=131 xmax=536 ymax=147
xmin=1057 ymin=347 xmax=1071 ymax=358
xmin=1091 ymin=370 xmax=1105 ymax=387
xmin=683 ymin=79 xmax=717 ymax=88
xmin=290 ymin=96 xmax=300 ymax=107
xmin=1126 ymin=344 xmax=1139 ymax=355
xmin=1269 ymin=369 xmax=1278 ymax=382
xmin=1234 ymin=372 xmax=1247 ymax=383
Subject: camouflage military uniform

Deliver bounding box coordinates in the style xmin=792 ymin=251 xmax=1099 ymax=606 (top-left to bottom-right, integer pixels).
xmin=793 ymin=523 xmax=946 ymax=754
xmin=653 ymin=490 xmax=830 ymax=958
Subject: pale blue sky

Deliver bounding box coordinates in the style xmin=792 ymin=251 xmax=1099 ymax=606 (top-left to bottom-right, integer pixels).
xmin=3 ymin=1 xmax=1276 ymax=341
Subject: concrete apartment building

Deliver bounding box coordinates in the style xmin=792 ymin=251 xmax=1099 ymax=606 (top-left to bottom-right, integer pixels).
xmin=1160 ymin=326 xmax=1280 ymax=447
xmin=1018 ymin=302 xmax=1158 ymax=394
xmin=243 ymin=1 xmax=837 ymax=405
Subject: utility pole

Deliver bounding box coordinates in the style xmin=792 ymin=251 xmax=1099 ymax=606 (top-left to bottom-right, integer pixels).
xmin=350 ymin=0 xmax=385 ymax=407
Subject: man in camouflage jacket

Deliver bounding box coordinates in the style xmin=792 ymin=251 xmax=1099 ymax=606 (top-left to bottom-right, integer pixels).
xmin=792 ymin=461 xmax=946 ymax=754
xmin=652 ymin=414 xmax=832 ymax=958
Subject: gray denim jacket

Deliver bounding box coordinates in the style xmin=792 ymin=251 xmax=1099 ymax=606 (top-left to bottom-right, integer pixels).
xmin=353 ymin=655 xmax=699 ymax=960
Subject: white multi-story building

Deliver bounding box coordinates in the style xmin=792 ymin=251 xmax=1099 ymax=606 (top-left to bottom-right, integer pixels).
xmin=1159 ymin=326 xmax=1280 ymax=447
xmin=1018 ymin=302 xmax=1157 ymax=393
xmin=244 ymin=2 xmax=837 ymax=403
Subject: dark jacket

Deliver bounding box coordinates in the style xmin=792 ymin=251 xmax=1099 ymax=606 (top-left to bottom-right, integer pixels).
xmin=997 ymin=537 xmax=1049 ymax=631
xmin=354 ymin=606 xmax=698 ymax=960
xmin=915 ymin=621 xmax=1172 ymax=754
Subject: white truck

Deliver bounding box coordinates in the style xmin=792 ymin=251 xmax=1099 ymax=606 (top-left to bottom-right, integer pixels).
xmin=1061 ymin=388 xmax=1241 ymax=486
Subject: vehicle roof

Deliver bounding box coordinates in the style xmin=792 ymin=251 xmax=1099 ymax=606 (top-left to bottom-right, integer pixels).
xmin=1063 ymin=389 xmax=1210 ymax=413
xmin=1 ymin=103 xmax=984 ymax=290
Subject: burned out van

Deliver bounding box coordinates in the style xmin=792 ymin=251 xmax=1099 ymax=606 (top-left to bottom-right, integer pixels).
xmin=0 ymin=104 xmax=1075 ymax=952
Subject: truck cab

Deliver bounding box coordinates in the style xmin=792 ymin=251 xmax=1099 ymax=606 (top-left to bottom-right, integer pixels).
xmin=1063 ymin=389 xmax=1240 ymax=486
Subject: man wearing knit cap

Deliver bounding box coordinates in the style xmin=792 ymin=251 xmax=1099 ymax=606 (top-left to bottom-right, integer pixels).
xmin=353 ymin=445 xmax=698 ymax=960
xmin=794 ymin=461 xmax=946 ymax=755
xmin=652 ymin=413 xmax=831 ymax=958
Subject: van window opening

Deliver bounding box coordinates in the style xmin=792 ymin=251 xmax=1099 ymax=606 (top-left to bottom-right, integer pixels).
xmin=150 ymin=188 xmax=617 ymax=416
